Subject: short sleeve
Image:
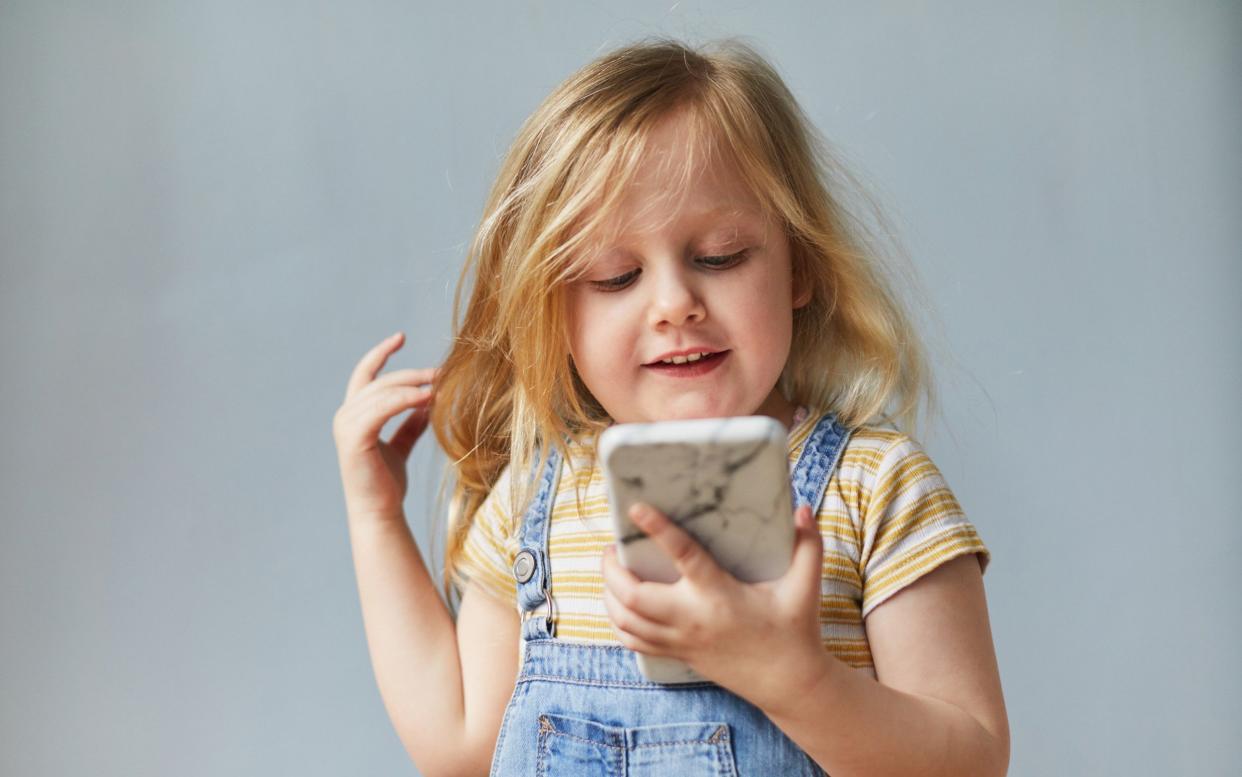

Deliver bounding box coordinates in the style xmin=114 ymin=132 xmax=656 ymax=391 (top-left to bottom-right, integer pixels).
xmin=858 ymin=434 xmax=991 ymax=619
xmin=450 ymin=465 xmax=520 ymax=608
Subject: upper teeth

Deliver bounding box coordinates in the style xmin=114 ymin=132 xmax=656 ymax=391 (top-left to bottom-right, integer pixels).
xmin=661 ymin=352 xmax=712 ymax=364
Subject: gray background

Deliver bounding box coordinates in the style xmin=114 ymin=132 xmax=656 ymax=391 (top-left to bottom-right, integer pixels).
xmin=2 ymin=1 xmax=1239 ymax=774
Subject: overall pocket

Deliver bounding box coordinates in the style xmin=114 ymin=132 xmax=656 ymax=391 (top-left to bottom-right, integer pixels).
xmin=536 ymin=713 xmax=737 ymax=777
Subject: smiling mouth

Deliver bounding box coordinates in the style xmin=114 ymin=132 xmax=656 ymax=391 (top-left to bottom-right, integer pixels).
xmin=645 ymin=350 xmax=720 ymax=366
xmin=642 ymin=350 xmax=730 ymax=373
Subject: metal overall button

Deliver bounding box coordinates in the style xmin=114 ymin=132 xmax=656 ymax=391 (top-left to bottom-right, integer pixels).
xmin=512 ymin=549 xmax=536 ymax=584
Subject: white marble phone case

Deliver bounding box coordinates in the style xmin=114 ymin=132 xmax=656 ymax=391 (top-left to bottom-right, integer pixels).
xmin=599 ymin=415 xmax=794 ymax=683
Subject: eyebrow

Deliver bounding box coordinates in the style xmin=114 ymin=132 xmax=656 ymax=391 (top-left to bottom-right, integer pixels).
xmin=594 ymin=205 xmax=764 ymax=250
xmin=690 ymin=204 xmax=764 ymax=221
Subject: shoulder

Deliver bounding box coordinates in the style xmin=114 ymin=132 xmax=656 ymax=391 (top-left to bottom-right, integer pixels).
xmin=845 ymin=426 xmax=993 ymax=612
xmin=839 ymin=426 xmax=937 ymax=492
xmin=481 ymin=460 xmax=517 ymax=508
xmin=840 ymin=425 xmax=915 ymax=473
xmin=482 ymin=444 xmax=593 ymax=526
xmin=789 ymin=409 xmax=915 ymax=481
xmin=822 ymin=422 xmax=983 ymax=555
xmin=468 ymin=460 xmax=521 ymax=544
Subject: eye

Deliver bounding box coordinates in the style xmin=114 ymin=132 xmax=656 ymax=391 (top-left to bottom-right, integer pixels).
xmin=697 ymin=249 xmax=748 ymax=269
xmin=588 ymin=268 xmax=640 ymax=291
xmin=585 ymin=250 xmax=748 ymax=292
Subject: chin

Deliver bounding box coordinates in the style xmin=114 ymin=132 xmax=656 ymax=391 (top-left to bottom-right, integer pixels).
xmin=650 ymin=398 xmax=751 ymax=423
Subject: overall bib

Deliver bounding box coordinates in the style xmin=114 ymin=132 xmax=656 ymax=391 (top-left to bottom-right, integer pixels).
xmin=490 ymin=411 xmax=852 ymax=776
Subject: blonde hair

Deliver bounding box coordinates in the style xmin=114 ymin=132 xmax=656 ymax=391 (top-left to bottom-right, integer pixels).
xmin=431 ymin=37 xmax=936 ymax=601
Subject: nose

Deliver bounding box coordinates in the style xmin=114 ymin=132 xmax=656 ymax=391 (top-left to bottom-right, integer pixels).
xmin=646 ymin=265 xmax=706 ymax=328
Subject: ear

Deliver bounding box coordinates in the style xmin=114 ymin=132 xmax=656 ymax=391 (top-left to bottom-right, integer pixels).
xmin=792 ymin=283 xmax=812 ymax=310
xmin=788 ymin=248 xmax=813 ymax=310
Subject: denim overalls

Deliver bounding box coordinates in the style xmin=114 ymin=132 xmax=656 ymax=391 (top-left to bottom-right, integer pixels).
xmin=490 ymin=411 xmax=852 ymax=776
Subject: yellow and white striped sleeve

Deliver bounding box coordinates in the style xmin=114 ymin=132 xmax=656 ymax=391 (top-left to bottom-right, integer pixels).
xmin=858 ymin=433 xmax=991 ymax=619
xmin=450 ymin=465 xmax=519 ymax=607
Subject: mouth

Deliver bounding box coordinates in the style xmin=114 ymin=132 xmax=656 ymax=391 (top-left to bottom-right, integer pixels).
xmin=642 ymin=350 xmax=730 ymax=376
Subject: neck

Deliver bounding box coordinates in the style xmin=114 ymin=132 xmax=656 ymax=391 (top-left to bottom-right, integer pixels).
xmin=753 ymin=386 xmax=800 ymax=431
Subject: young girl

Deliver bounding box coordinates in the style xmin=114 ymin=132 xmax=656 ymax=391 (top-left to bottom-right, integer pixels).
xmin=333 ymin=38 xmax=1009 ymax=777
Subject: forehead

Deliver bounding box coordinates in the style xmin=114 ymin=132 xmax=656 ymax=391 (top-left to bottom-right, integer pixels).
xmin=589 ymin=115 xmax=767 ymax=247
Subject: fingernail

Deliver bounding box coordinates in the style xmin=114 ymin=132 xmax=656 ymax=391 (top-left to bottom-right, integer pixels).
xmin=629 ymin=504 xmax=648 ymax=525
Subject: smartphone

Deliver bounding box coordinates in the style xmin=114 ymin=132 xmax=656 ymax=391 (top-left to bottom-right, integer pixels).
xmin=598 ymin=414 xmax=795 ymax=683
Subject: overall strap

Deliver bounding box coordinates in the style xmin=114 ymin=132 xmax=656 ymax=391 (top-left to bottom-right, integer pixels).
xmin=513 ymin=447 xmax=562 ymax=641
xmin=790 ymin=410 xmax=853 ymax=512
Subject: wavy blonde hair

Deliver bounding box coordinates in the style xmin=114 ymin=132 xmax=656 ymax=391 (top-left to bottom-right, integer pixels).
xmin=431 ymin=37 xmax=936 ymax=601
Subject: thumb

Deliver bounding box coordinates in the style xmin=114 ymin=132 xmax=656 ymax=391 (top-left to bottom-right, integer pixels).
xmin=784 ymin=505 xmax=824 ymax=595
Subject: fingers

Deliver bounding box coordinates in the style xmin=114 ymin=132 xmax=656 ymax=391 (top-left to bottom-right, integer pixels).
xmin=358 ymin=367 xmax=439 ymax=396
xmin=602 ymin=583 xmax=676 ymax=651
xmin=344 ymin=332 xmax=440 ymax=400
xmin=355 ymin=370 xmax=435 ymax=433
xmin=601 ymin=544 xmax=679 ymax=623
xmin=782 ymin=504 xmax=825 ymax=597
xmin=345 ymin=332 xmax=405 ymax=398
xmin=388 ymin=398 xmax=434 ymax=458
xmin=602 ymin=545 xmax=681 ymax=653
xmin=336 ymin=333 xmax=440 ymax=448
xmin=629 ymin=503 xmax=724 ymax=585
xmin=335 ymin=385 xmax=434 ymax=450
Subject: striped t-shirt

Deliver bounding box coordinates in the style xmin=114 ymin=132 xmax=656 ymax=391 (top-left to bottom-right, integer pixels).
xmin=452 ymin=407 xmax=991 ymax=677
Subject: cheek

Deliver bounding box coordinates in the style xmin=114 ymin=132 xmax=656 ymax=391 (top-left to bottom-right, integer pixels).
xmin=565 ymin=292 xmax=592 ymax=360
xmin=565 ymin=294 xmax=623 ymax=378
xmin=737 ymin=274 xmax=792 ymax=329
xmin=732 ymin=288 xmax=796 ymax=373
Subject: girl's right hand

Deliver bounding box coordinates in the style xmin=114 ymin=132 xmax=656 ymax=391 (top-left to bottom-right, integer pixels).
xmin=332 ymin=332 xmax=439 ymax=523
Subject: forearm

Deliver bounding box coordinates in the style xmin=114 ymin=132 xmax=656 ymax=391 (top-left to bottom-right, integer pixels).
xmin=763 ymin=652 xmax=1007 ymax=777
xmin=346 ymin=513 xmax=478 ymax=776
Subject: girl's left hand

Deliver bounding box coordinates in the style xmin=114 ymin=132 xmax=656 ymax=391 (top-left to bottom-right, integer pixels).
xmin=601 ymin=502 xmax=830 ymax=711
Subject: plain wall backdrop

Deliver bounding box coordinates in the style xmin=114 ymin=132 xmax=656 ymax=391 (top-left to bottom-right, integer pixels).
xmin=2 ymin=1 xmax=1239 ymax=774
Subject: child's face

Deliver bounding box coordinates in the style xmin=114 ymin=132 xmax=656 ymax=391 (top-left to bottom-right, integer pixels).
xmin=565 ymin=110 xmax=809 ymax=427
